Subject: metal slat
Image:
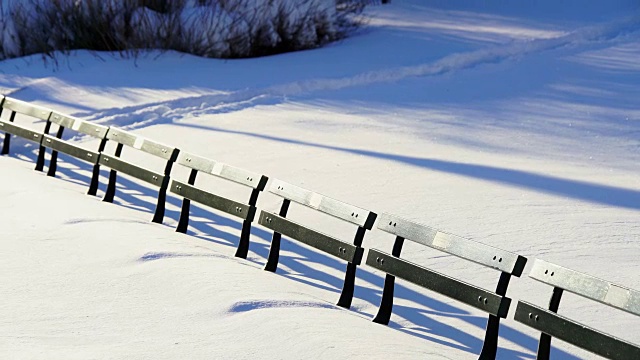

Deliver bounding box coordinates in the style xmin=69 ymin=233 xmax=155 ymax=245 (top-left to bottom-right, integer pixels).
xmin=49 ymin=112 xmax=76 ymax=128
xmin=42 ymin=135 xmax=99 ymax=164
xmin=76 ymin=122 xmax=109 ymax=139
xmin=0 ymin=121 xmax=43 ymax=143
xmin=98 ymin=155 xmax=164 ymax=187
xmin=216 ymin=163 xmax=267 ymax=190
xmin=140 ymin=139 xmax=178 ymax=161
xmin=106 ymin=127 xmax=177 ymax=160
xmin=176 ymin=151 xmax=267 ymax=189
xmin=105 ymin=127 xmax=138 ymax=147
xmin=529 ymin=259 xmax=640 ymax=316
xmin=169 ymin=180 xmax=255 ymax=221
xmin=377 ymin=213 xmax=526 ymax=276
xmin=49 ymin=112 xmax=109 ymax=139
xmin=176 ymin=151 xmax=214 ymax=173
xmin=258 ymin=211 xmax=363 ymax=264
xmin=268 ymin=179 xmax=376 ymax=229
xmin=515 ymin=301 xmax=640 ymax=360
xmin=2 ymin=97 xmax=51 ymax=120
xmin=366 ymin=248 xmax=510 ymax=318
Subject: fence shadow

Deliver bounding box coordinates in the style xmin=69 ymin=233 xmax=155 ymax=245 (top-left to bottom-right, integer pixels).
xmin=175 ymin=122 xmax=640 ymax=211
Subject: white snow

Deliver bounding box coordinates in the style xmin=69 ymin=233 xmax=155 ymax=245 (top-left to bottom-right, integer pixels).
xmin=1 ymin=1 xmax=639 ymax=359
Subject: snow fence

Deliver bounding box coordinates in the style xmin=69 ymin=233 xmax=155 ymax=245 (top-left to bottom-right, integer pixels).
xmin=1 ymin=95 xmax=638 ymax=360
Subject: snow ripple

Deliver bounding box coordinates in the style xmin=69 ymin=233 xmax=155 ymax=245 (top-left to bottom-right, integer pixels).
xmin=65 ymin=217 xmax=149 ymax=225
xmin=227 ymin=299 xmax=336 ymax=313
xmin=138 ymin=251 xmax=225 ymax=262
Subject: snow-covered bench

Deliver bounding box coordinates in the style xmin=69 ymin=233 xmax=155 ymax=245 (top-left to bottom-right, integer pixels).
xmin=40 ymin=112 xmax=110 ymax=195
xmin=258 ymin=179 xmax=377 ymax=309
xmin=169 ymin=151 xmax=268 ymax=259
xmin=0 ymin=96 xmax=51 ymax=160
xmin=98 ymin=127 xmax=179 ymax=223
xmin=514 ymin=259 xmax=640 ymax=360
xmin=367 ymin=213 xmax=527 ymax=360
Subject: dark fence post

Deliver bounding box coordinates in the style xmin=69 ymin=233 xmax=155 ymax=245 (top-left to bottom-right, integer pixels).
xmin=87 ymin=138 xmax=108 ymax=196
xmin=35 ymin=120 xmax=53 ymax=171
xmin=103 ymin=143 xmax=124 ymax=203
xmin=46 ymin=126 xmax=65 ymax=177
xmin=536 ymin=287 xmax=564 ymax=360
xmin=336 ymin=226 xmax=369 ymax=308
xmin=264 ymin=199 xmax=291 ymax=272
xmin=175 ymin=169 xmax=198 ymax=233
xmin=478 ymin=272 xmax=512 ymax=359
xmin=372 ymin=236 xmax=405 ymax=323
xmin=234 ymin=187 xmax=261 ymax=259
xmin=151 ymin=156 xmax=176 ymax=224
xmin=1 ymin=111 xmax=16 ymax=155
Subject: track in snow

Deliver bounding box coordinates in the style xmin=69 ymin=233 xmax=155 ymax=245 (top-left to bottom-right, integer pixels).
xmin=71 ymin=15 xmax=640 ymax=131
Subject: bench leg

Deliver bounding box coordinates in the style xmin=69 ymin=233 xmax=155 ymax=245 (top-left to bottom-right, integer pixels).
xmin=1 ymin=111 xmax=16 ymax=155
xmin=234 ymin=219 xmax=252 ymax=259
xmin=176 ymin=169 xmax=198 ymax=233
xmin=35 ymin=145 xmax=47 ymax=170
xmin=175 ymin=198 xmax=191 ymax=233
xmin=337 ymin=226 xmax=368 ymax=309
xmin=152 ymin=186 xmax=167 ymax=223
xmin=372 ymin=236 xmax=405 ymax=323
xmin=103 ymin=144 xmax=123 ymax=203
xmin=264 ymin=199 xmax=290 ymax=272
xmin=373 ymin=274 xmax=397 ymax=324
xmin=152 ymin=158 xmax=176 ymax=224
xmin=35 ymin=120 xmax=52 ymax=171
xmin=535 ymin=287 xmax=564 ymax=360
xmin=235 ymin=188 xmax=261 ymax=259
xmin=337 ymin=262 xmax=358 ymax=309
xmin=1 ymin=133 xmax=9 ymax=155
xmin=103 ymin=169 xmax=118 ymax=203
xmin=264 ymin=232 xmax=282 ymax=272
xmin=35 ymin=146 xmax=47 ymax=171
xmin=87 ymin=163 xmax=101 ymax=196
xmin=46 ymin=127 xmax=65 ymax=177
xmin=46 ymin=149 xmax=59 ymax=177
xmin=478 ymin=315 xmax=500 ymax=359
xmin=87 ymin=138 xmax=107 ymax=196
xmin=478 ymin=272 xmax=513 ymax=359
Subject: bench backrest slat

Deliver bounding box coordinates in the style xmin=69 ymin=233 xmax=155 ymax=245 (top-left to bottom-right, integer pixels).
xmin=42 ymin=135 xmax=99 ymax=164
xmin=170 ymin=179 xmax=256 ymax=221
xmin=259 ymin=211 xmax=363 ymax=264
xmin=176 ymin=151 xmax=267 ymax=190
xmin=106 ymin=127 xmax=137 ymax=147
xmin=530 ymin=259 xmax=640 ymax=316
xmin=378 ymin=213 xmax=526 ymax=276
xmin=2 ymin=97 xmax=52 ymax=120
xmin=0 ymin=121 xmax=43 ymax=142
xmin=515 ymin=301 xmax=640 ymax=359
xmin=106 ymin=127 xmax=177 ymax=160
xmin=367 ymin=248 xmax=511 ymax=317
xmin=268 ymin=179 xmax=376 ymax=229
xmin=99 ymin=154 xmax=164 ymax=186
xmin=49 ymin=112 xmax=109 ymax=139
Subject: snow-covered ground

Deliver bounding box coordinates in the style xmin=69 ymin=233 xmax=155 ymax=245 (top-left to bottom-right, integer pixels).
xmin=1 ymin=1 xmax=639 ymax=359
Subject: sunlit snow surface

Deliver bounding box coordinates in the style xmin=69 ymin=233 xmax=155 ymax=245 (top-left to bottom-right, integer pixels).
xmin=1 ymin=1 xmax=639 ymax=359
